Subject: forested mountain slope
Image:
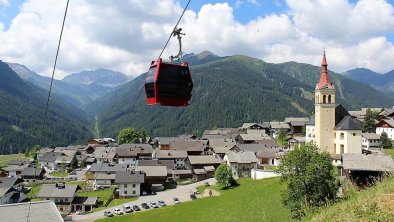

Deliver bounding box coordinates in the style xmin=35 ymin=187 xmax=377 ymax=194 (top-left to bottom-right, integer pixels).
xmin=87 ymin=55 xmax=394 ymax=137
xmin=0 ymin=61 xmax=93 ymax=154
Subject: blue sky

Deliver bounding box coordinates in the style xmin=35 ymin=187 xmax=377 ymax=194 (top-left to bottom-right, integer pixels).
xmin=0 ymin=0 xmax=394 ymax=77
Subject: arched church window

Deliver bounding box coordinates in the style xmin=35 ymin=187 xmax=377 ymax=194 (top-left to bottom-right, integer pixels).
xmin=323 ymin=95 xmax=326 ymax=104
xmin=328 ymin=95 xmax=331 ymax=103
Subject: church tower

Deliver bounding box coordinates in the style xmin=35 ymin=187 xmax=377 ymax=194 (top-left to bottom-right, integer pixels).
xmin=315 ymin=51 xmax=336 ymax=154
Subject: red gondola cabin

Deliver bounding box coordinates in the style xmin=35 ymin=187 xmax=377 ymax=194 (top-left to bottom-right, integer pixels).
xmin=144 ymin=58 xmax=193 ymax=106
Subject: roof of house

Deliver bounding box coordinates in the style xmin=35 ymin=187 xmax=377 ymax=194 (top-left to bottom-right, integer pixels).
xmin=7 ymin=159 xmax=33 ymax=165
xmin=270 ymin=121 xmax=290 ymax=129
xmin=38 ymin=152 xmax=62 ymax=162
xmin=0 ymin=200 xmax=64 ymax=222
xmin=212 ymin=147 xmax=232 ymax=154
xmin=237 ymin=134 xmax=269 ymax=141
xmin=55 ymin=155 xmax=73 ymax=164
xmin=71 ymin=196 xmax=98 ymax=206
xmin=53 ymin=146 xmax=77 ymax=157
xmin=169 ymin=140 xmax=206 ymax=152
xmin=95 ymin=172 xmax=116 ymax=180
xmin=225 ymin=151 xmax=258 ymax=164
xmin=21 ymin=167 xmax=44 ymax=176
xmin=235 ymin=142 xmax=279 ymax=153
xmin=170 ymin=169 xmax=193 ymax=175
xmin=117 ymin=143 xmax=152 ymax=150
xmin=203 ymin=128 xmax=239 ymax=135
xmin=3 ymin=163 xmax=30 ymax=172
xmin=137 ymin=159 xmax=175 ymax=170
xmin=36 ymin=148 xmax=54 ymax=154
xmin=257 ymin=139 xmax=281 ymax=148
xmin=0 ymin=177 xmax=23 ymax=197
xmin=256 ymin=149 xmax=278 ymax=158
xmin=37 ymin=183 xmax=79 ymax=198
xmin=377 ymin=119 xmax=394 ymax=128
xmin=135 ymin=166 xmax=167 ymax=177
xmin=240 ymin=123 xmax=258 ymax=129
xmin=362 ymin=133 xmax=381 ymax=140
xmin=342 ymin=153 xmax=394 ymax=172
xmin=158 ymin=137 xmax=180 ymax=145
xmin=193 ymin=169 xmax=206 ymax=174
xmin=89 ymin=163 xmax=129 ymax=173
xmin=93 ymin=147 xmax=116 ymax=159
xmin=335 ymin=116 xmax=363 ymax=130
xmin=115 ymin=171 xmax=145 ymax=184
xmin=288 ymin=136 xmax=306 ymax=143
xmin=284 ymin=117 xmax=309 ymax=123
xmin=187 ymin=155 xmax=223 ymax=165
xmin=155 ymin=150 xmax=188 ymax=159
xmin=116 ymin=145 xmax=153 ymax=157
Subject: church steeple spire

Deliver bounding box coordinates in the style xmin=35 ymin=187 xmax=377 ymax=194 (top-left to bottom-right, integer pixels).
xmin=316 ymin=51 xmax=335 ymax=90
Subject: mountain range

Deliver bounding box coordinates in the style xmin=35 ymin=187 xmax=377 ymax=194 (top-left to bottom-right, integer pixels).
xmin=8 ymin=63 xmax=131 ymax=107
xmin=0 ymin=60 xmax=93 ymax=154
xmin=343 ymin=68 xmax=394 ymax=96
xmin=1 ymin=51 xmax=394 ymax=154
xmin=86 ymin=52 xmax=394 ymax=138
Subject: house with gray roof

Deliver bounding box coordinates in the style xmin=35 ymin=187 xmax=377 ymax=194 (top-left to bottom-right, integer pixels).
xmin=3 ymin=162 xmax=31 ymax=178
xmin=209 ymin=138 xmax=236 ymax=158
xmin=115 ymin=171 xmax=144 ymax=197
xmin=89 ymin=163 xmax=129 ymax=174
xmin=342 ymin=153 xmax=394 ymax=186
xmin=135 ymin=166 xmax=167 ymax=191
xmin=93 ymin=172 xmax=116 ymax=188
xmin=38 ymin=152 xmax=63 ymax=170
xmin=334 ymin=116 xmax=363 ymax=157
xmin=93 ymin=147 xmax=117 ymax=164
xmin=284 ymin=117 xmax=309 ymax=135
xmin=20 ymin=166 xmax=46 ymax=182
xmin=184 ymin=155 xmax=223 ymax=171
xmin=0 ymin=200 xmax=64 ymax=222
xmin=169 ymin=140 xmax=207 ymax=155
xmin=376 ymin=119 xmax=394 ymax=140
xmin=37 ymin=183 xmax=97 ymax=213
xmin=235 ymin=134 xmax=271 ymax=144
xmin=0 ymin=177 xmax=25 ymax=204
xmin=362 ymin=133 xmax=381 ymax=149
xmin=154 ymin=150 xmax=188 ymax=169
xmin=224 ymin=151 xmax=258 ymax=178
xmin=116 ymin=144 xmax=153 ymax=165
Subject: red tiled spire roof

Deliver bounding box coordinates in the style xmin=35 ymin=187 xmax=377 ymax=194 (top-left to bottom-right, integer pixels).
xmin=316 ymin=51 xmax=335 ymax=90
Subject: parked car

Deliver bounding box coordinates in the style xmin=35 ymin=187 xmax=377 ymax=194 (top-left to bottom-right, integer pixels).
xmin=69 ymin=171 xmax=76 ymax=175
xmin=150 ymin=201 xmax=159 ymax=208
xmin=123 ymin=204 xmax=133 ymax=213
xmin=104 ymin=211 xmax=113 ymax=217
xmin=204 ymin=182 xmax=210 ymax=186
xmin=142 ymin=191 xmax=147 ymax=196
xmin=141 ymin=203 xmax=150 ymax=209
xmin=158 ymin=200 xmax=167 ymax=207
xmin=151 ymin=190 xmax=157 ymax=195
xmin=190 ymin=194 xmax=197 ymax=200
xmin=113 ymin=208 xmax=123 ymax=215
xmin=173 ymin=197 xmax=181 ymax=204
xmin=133 ymin=205 xmax=141 ymax=211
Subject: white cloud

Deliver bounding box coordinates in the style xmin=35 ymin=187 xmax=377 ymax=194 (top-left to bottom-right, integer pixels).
xmin=0 ymin=0 xmax=9 ymax=7
xmin=0 ymin=0 xmax=393 ymax=79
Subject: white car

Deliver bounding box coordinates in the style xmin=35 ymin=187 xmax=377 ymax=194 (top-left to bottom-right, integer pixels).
xmin=113 ymin=208 xmax=123 ymax=215
xmin=123 ymin=204 xmax=133 ymax=213
xmin=173 ymin=197 xmax=181 ymax=204
xmin=150 ymin=201 xmax=159 ymax=208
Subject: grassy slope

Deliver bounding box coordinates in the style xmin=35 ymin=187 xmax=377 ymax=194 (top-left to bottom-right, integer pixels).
xmin=96 ymin=177 xmax=291 ymax=222
xmin=0 ymin=153 xmax=27 ymax=168
xmin=309 ymin=176 xmax=394 ymax=222
xmin=384 ymin=149 xmax=394 ymax=158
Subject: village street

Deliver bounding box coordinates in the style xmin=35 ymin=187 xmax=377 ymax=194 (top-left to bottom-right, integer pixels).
xmin=73 ymin=178 xmax=216 ymax=222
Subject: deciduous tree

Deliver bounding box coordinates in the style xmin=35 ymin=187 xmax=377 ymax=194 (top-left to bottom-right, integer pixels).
xmin=118 ymin=127 xmax=140 ymax=144
xmin=380 ymin=132 xmax=392 ymax=149
xmin=214 ymin=163 xmax=235 ymax=189
xmin=277 ymin=143 xmax=338 ymax=219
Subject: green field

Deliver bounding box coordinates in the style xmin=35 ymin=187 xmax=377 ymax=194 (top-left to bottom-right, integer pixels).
xmin=309 ymin=176 xmax=394 ymax=221
xmin=384 ymin=148 xmax=394 ymax=158
xmin=0 ymin=153 xmax=28 ymax=168
xmin=96 ymin=178 xmax=291 ymax=222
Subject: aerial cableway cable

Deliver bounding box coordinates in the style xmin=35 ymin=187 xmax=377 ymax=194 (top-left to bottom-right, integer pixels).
xmin=26 ymin=0 xmax=70 ymax=221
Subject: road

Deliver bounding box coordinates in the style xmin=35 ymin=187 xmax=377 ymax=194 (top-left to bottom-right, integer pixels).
xmin=73 ymin=178 xmax=216 ymax=222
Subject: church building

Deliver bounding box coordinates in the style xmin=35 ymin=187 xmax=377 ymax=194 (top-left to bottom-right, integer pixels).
xmin=306 ymin=52 xmax=362 ymax=162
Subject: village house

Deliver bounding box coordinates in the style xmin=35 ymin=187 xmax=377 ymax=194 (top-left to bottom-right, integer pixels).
xmin=184 ymin=155 xmax=223 ymax=175
xmin=287 ymin=136 xmax=306 ymax=150
xmin=115 ymin=171 xmax=144 ymax=197
xmin=115 ymin=143 xmax=153 ymax=165
xmin=362 ymin=133 xmax=382 ymax=150
xmin=36 ymin=147 xmax=54 ymax=159
xmin=89 ymin=162 xmax=129 ymax=174
xmin=3 ymin=161 xmax=31 ymax=178
xmin=169 ymin=140 xmax=207 ymax=155
xmin=37 ymin=183 xmax=98 ymax=213
xmin=170 ymin=169 xmax=193 ymax=180
xmin=0 ymin=177 xmax=25 ymax=204
xmin=157 ymin=137 xmax=179 ymax=150
xmin=376 ymin=119 xmax=394 ymax=140
xmin=0 ymin=200 xmax=64 ymax=222
xmin=202 ymin=128 xmax=240 ymax=140
xmin=137 ymin=159 xmax=175 ymax=179
xmin=20 ymin=166 xmax=46 ymax=182
xmin=341 ymin=153 xmax=394 ymax=186
xmin=209 ymin=138 xmax=236 ymax=159
xmin=93 ymin=147 xmax=117 ymax=164
xmin=284 ymin=117 xmax=309 ymax=136
xmin=38 ymin=152 xmax=63 ymax=170
xmin=93 ymin=172 xmax=116 ymax=188
xmin=378 ymin=108 xmax=394 ymax=120
xmin=269 ymin=121 xmax=290 ymax=138
xmin=235 ymin=133 xmax=270 ymax=144
xmin=348 ymin=108 xmax=382 ymax=122
xmin=256 ymin=148 xmax=279 ymax=167
xmin=154 ymin=150 xmax=188 ymax=169
xmin=135 ymin=165 xmax=167 ymax=192
xmin=224 ymin=151 xmax=258 ymax=178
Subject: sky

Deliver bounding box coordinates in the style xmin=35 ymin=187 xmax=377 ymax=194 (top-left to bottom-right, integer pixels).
xmin=0 ymin=0 xmax=394 ymax=79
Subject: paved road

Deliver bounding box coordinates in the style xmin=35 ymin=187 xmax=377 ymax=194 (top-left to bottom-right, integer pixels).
xmin=73 ymin=178 xmax=216 ymax=222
